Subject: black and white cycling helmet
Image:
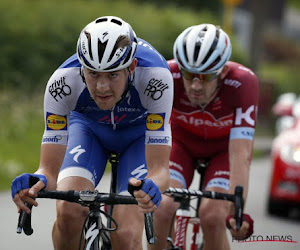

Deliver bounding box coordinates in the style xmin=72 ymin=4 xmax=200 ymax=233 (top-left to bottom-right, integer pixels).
xmin=77 ymin=16 xmax=138 ymax=72
xmin=174 ymin=24 xmax=232 ymax=74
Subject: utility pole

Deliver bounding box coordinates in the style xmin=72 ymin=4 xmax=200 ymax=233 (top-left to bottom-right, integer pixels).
xmin=248 ymin=0 xmax=270 ymax=73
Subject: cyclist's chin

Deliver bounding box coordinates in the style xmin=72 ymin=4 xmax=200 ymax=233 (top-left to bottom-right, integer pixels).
xmin=95 ymin=100 xmax=116 ymax=111
xmin=188 ymin=96 xmax=206 ymax=106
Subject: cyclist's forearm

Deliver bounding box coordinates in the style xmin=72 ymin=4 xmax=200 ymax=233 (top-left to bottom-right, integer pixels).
xmin=145 ymin=145 xmax=171 ymax=192
xmin=146 ymin=165 xmax=170 ymax=192
xmin=34 ymin=144 xmax=67 ymax=190
xmin=228 ymin=139 xmax=253 ymax=202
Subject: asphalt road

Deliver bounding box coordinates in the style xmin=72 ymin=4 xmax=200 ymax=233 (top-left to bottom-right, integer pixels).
xmin=1 ymin=155 xmax=300 ymax=250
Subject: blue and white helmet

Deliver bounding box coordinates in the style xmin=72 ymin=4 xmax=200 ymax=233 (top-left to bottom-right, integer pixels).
xmin=173 ymin=24 xmax=232 ymax=74
xmin=77 ymin=16 xmax=138 ymax=72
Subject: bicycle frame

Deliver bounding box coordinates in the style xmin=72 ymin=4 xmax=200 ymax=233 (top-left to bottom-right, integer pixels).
xmin=167 ymin=163 xmax=206 ymax=250
xmin=83 ymin=204 xmax=114 ymax=250
xmin=168 ymin=193 xmax=201 ymax=250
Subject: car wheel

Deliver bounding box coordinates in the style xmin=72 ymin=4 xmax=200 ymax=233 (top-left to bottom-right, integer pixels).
xmin=267 ymin=198 xmax=289 ymax=217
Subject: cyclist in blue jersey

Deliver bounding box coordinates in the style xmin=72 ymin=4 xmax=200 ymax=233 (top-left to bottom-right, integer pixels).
xmin=11 ymin=16 xmax=173 ymax=250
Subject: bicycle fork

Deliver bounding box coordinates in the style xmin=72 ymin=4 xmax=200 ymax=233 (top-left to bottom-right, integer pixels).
xmin=84 ymin=210 xmax=101 ymax=250
xmin=84 ymin=209 xmax=112 ymax=250
xmin=173 ymin=200 xmax=201 ymax=250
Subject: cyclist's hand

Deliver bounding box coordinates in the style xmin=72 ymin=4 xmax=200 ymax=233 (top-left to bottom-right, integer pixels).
xmin=226 ymin=213 xmax=254 ymax=240
xmin=128 ymin=178 xmax=162 ymax=213
xmin=11 ymin=174 xmax=47 ymax=213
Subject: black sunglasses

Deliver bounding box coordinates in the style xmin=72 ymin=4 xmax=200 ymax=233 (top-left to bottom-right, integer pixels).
xmin=181 ymin=68 xmax=220 ymax=82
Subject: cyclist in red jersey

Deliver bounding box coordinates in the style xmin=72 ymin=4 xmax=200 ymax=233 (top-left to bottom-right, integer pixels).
xmin=151 ymin=24 xmax=258 ymax=250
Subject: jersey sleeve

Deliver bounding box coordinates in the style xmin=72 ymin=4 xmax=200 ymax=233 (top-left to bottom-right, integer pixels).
xmin=136 ymin=67 xmax=174 ymax=146
xmin=229 ymin=65 xmax=259 ymax=141
xmin=42 ymin=67 xmax=85 ymax=145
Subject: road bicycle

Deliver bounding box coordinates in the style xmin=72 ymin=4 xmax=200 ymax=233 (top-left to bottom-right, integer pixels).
xmin=164 ymin=162 xmax=244 ymax=250
xmin=16 ymin=153 xmax=155 ymax=250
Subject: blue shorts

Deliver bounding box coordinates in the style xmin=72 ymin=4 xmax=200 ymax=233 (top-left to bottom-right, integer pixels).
xmin=58 ymin=112 xmax=148 ymax=193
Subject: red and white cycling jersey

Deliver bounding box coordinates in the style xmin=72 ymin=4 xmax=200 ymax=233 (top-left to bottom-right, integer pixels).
xmin=169 ymin=59 xmax=259 ymax=141
xmin=168 ymin=59 xmax=259 ymax=189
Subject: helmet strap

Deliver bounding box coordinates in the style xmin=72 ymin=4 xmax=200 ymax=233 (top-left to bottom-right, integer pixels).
xmin=115 ymin=68 xmax=135 ymax=106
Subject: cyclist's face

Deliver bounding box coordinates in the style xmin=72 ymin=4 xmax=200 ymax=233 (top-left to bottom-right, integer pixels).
xmin=83 ymin=60 xmax=137 ymax=110
xmin=182 ymin=73 xmax=219 ymax=106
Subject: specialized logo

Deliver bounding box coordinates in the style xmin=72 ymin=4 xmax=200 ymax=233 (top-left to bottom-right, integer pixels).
xmin=49 ymin=76 xmax=71 ymax=102
xmin=131 ymin=164 xmax=148 ymax=179
xmin=46 ymin=113 xmax=67 ymax=130
xmin=85 ymin=222 xmax=99 ymax=249
xmin=146 ymin=113 xmax=165 ymax=131
xmin=69 ymin=145 xmax=86 ymax=163
xmin=144 ymin=78 xmax=169 ymax=100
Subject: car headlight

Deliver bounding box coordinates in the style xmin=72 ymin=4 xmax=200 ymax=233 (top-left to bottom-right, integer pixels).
xmin=280 ymin=145 xmax=300 ymax=166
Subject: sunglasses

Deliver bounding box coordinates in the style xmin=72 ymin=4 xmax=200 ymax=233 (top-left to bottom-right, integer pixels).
xmin=181 ymin=68 xmax=220 ymax=82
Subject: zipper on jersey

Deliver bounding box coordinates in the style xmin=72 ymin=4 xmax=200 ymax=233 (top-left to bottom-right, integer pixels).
xmin=199 ymin=105 xmax=207 ymax=140
xmin=111 ymin=106 xmax=116 ymax=130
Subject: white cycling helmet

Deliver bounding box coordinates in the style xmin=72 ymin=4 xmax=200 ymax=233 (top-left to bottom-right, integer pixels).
xmin=174 ymin=24 xmax=232 ymax=74
xmin=77 ymin=16 xmax=138 ymax=72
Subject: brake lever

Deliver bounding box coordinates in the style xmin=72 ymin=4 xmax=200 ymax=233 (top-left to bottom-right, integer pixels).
xmin=128 ymin=180 xmax=156 ymax=244
xmin=17 ymin=202 xmax=34 ymax=235
xmin=234 ymin=186 xmax=244 ymax=230
xmin=16 ymin=175 xmax=41 ymax=235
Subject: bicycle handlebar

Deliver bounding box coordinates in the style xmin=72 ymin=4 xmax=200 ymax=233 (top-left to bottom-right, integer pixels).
xmin=164 ymin=185 xmax=244 ymax=230
xmin=16 ymin=189 xmax=146 ymax=239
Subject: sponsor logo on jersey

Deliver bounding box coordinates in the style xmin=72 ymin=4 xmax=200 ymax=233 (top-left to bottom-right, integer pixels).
xmin=42 ymin=135 xmax=63 ymax=143
xmin=138 ymin=40 xmax=154 ymax=51
xmin=172 ymin=72 xmax=181 ymax=79
xmin=46 ymin=112 xmax=67 ymax=130
xmin=117 ymin=106 xmax=141 ymax=112
xmin=98 ymin=114 xmax=127 ymax=124
xmin=235 ymin=105 xmax=256 ymax=126
xmin=224 ymin=79 xmax=242 ymax=88
xmin=238 ymin=66 xmax=255 ymax=75
xmin=214 ymin=170 xmax=230 ymax=176
xmin=147 ymin=136 xmax=170 ymax=144
xmin=144 ymin=78 xmax=169 ymax=100
xmin=49 ymin=76 xmax=72 ymax=102
xmin=146 ymin=113 xmax=165 ymax=131
xmin=175 ymin=112 xmax=233 ymax=128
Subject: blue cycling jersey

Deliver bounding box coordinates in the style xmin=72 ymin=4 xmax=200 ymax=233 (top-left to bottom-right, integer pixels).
xmin=42 ymin=38 xmax=173 ymax=190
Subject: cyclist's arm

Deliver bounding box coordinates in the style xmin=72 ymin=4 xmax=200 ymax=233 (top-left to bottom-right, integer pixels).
xmin=34 ymin=143 xmax=67 ymax=190
xmin=145 ymin=144 xmax=171 ymax=193
xmin=228 ymin=138 xmax=253 ymax=202
xmin=129 ymin=144 xmax=171 ymax=212
xmin=228 ymin=138 xmax=253 ymax=237
xmin=13 ymin=144 xmax=66 ymax=213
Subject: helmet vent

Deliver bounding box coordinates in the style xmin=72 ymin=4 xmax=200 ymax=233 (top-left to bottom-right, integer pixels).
xmin=123 ymin=47 xmax=133 ymax=65
xmin=183 ymin=36 xmax=188 ymax=63
xmin=98 ymin=39 xmax=108 ymax=65
xmin=111 ymin=18 xmax=122 ymax=26
xmin=202 ymin=37 xmax=218 ymax=65
xmin=95 ymin=18 xmax=108 ymax=23
xmin=84 ymin=31 xmax=93 ymax=61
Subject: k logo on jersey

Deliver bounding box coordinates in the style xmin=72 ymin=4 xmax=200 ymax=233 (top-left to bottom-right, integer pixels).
xmin=235 ymin=105 xmax=257 ymax=126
